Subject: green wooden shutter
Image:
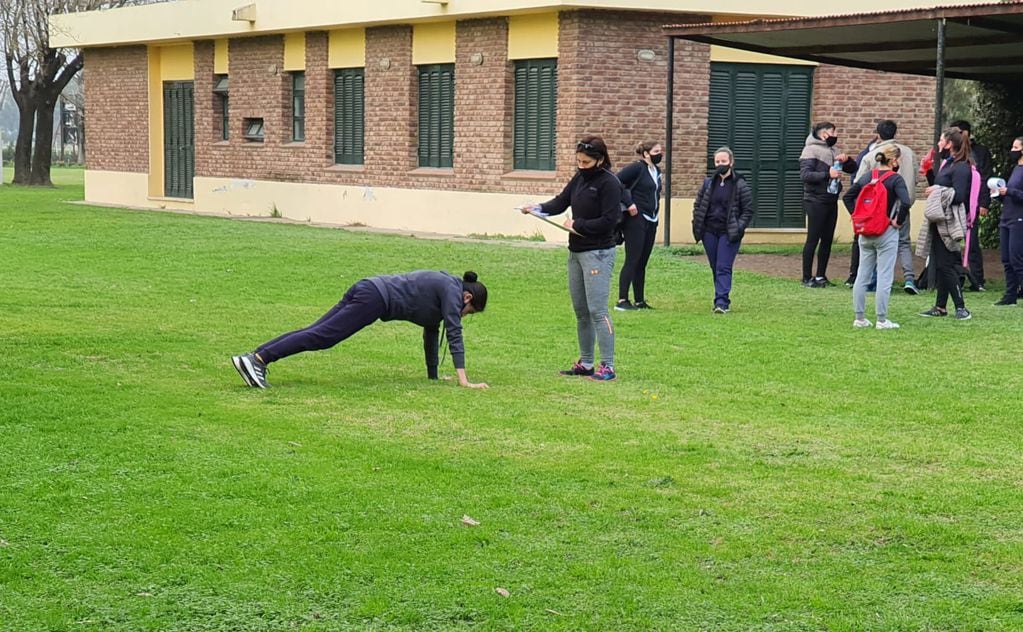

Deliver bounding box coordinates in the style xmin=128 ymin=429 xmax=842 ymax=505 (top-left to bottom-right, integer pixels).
xmin=514 ymin=58 xmax=557 ymax=171
xmin=708 ymin=63 xmax=813 ymax=228
xmin=334 ymin=69 xmax=364 ymax=165
xmin=418 ymin=64 xmax=454 ymax=168
xmin=163 ymin=81 xmax=195 ymax=199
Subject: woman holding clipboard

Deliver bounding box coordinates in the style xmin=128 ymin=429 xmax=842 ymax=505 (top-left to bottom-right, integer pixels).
xmin=520 ymin=135 xmax=623 ymax=381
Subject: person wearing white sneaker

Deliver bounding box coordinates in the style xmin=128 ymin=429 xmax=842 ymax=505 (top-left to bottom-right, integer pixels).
xmin=843 ymin=144 xmax=912 ymax=332
xmin=853 ymin=318 xmax=872 ymax=328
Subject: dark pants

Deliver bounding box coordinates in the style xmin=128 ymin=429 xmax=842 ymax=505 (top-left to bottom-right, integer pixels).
xmin=618 ymin=216 xmax=658 ymax=302
xmin=802 ymin=198 xmax=838 ymax=281
xmin=966 ymin=221 xmax=986 ymax=288
xmin=930 ymin=224 xmax=966 ymax=310
xmin=703 ymin=231 xmax=741 ymax=308
xmin=256 ymin=280 xmax=386 ymax=363
xmin=1000 ymin=221 xmax=1023 ymax=302
xmin=849 ymin=234 xmax=859 ymax=278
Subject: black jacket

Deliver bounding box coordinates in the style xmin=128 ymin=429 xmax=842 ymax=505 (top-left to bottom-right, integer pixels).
xmin=541 ymin=168 xmax=623 ymax=252
xmin=692 ymin=173 xmax=754 ymax=243
xmin=616 ymin=160 xmax=662 ymax=219
xmin=842 ymin=169 xmax=912 ymax=227
xmin=799 ymin=133 xmax=858 ymax=202
xmin=368 ymin=271 xmax=467 ymax=374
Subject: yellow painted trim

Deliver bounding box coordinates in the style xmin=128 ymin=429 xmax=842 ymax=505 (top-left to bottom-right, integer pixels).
xmin=147 ymin=48 xmax=163 ymax=197
xmin=214 ymin=39 xmax=229 ymax=74
xmin=413 ymin=22 xmax=455 ymax=65
xmin=328 ymin=28 xmax=365 ymax=69
xmin=159 ymin=43 xmax=194 ymax=80
xmin=283 ymin=32 xmax=306 ymax=71
xmin=710 ymin=45 xmax=816 ymax=66
xmin=508 ymin=12 xmax=559 ymax=60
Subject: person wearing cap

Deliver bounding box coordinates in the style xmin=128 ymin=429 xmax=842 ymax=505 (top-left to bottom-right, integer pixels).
xmin=993 ymin=136 xmax=1023 ymax=306
xmin=520 ymin=134 xmax=622 ymax=382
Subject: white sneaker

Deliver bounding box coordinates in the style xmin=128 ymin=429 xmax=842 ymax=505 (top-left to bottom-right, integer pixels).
xmin=853 ymin=318 xmax=872 ymax=328
xmin=875 ymin=319 xmax=900 ymax=330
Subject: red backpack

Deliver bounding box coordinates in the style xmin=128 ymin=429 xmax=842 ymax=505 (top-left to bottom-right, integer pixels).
xmin=851 ymin=170 xmax=896 ymax=237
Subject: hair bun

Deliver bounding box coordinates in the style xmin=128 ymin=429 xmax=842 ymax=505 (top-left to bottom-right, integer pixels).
xmin=463 ymin=271 xmax=478 ymax=283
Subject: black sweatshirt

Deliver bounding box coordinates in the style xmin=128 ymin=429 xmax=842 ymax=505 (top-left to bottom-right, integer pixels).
xmin=842 ymin=169 xmax=912 ymax=226
xmin=369 ymin=271 xmax=466 ymax=376
xmin=540 ymin=168 xmax=623 ymax=252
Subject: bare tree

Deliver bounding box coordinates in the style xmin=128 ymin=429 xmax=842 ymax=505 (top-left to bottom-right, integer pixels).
xmin=0 ymin=0 xmax=148 ymax=186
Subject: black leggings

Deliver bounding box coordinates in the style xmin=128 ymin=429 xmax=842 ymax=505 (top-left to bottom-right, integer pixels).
xmin=802 ymin=199 xmax=838 ymax=281
xmin=618 ymin=216 xmax=658 ymax=302
xmin=930 ymin=224 xmax=966 ymax=310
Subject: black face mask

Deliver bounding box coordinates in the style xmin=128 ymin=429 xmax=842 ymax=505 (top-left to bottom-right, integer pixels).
xmin=579 ymin=165 xmax=601 ymax=180
xmin=825 ymin=136 xmax=839 ymax=148
xmin=715 ymin=164 xmax=731 ymax=176
xmin=940 ymin=148 xmax=951 ymax=159
xmin=650 ymin=153 xmax=663 ymax=165
xmin=1011 ymin=150 xmax=1023 ymax=163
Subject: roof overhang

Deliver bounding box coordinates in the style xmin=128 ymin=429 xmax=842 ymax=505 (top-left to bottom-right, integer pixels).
xmin=663 ymin=0 xmax=1023 ymax=83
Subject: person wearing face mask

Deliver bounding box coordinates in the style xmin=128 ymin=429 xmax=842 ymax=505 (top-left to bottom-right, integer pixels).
xmin=691 ymin=147 xmax=754 ymax=313
xmin=230 ymin=271 xmax=490 ymax=389
xmin=993 ymin=137 xmax=1023 ymax=306
xmin=520 ymin=135 xmax=622 ymax=381
xmin=950 ymin=120 xmax=992 ymax=292
xmin=843 ymin=144 xmax=912 ymax=329
xmin=847 ymin=120 xmax=920 ymax=294
xmin=615 ymin=141 xmax=664 ymax=311
xmin=799 ymin=121 xmax=858 ymax=288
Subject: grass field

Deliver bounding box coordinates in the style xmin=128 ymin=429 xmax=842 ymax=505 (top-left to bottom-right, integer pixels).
xmin=2 ymin=169 xmax=1023 ymax=630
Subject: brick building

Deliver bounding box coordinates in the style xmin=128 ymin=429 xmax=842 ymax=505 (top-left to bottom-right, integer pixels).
xmin=51 ymin=0 xmax=940 ymax=244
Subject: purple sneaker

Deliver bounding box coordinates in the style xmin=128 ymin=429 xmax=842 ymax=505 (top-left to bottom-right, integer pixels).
xmin=588 ymin=362 xmax=617 ymax=382
xmin=559 ymin=360 xmax=595 ymax=377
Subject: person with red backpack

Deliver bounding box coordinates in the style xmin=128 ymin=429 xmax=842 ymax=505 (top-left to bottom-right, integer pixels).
xmin=842 ymin=145 xmax=912 ymax=329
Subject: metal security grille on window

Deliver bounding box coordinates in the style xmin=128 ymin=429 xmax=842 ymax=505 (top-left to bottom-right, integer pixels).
xmin=707 ymin=63 xmax=813 ymax=229
xmin=514 ymin=59 xmax=557 ymax=171
xmin=334 ymin=69 xmax=364 ymax=165
xmin=292 ymin=72 xmax=305 ymax=142
xmin=418 ymin=64 xmax=454 ymax=168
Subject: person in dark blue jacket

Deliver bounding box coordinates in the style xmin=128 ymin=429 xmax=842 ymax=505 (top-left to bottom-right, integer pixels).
xmin=231 ymin=271 xmax=489 ymax=389
xmin=993 ymin=136 xmax=1023 ymax=306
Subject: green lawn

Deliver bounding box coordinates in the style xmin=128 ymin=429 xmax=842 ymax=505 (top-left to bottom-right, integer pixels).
xmin=2 ymin=169 xmax=1023 ymax=631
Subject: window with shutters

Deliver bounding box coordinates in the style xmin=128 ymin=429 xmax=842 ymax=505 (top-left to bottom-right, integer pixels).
xmin=513 ymin=59 xmax=557 ymax=171
xmin=417 ymin=64 xmax=454 ymax=168
xmin=212 ymin=75 xmax=229 ymax=141
xmin=292 ymin=72 xmax=305 ymax=142
xmin=163 ymin=81 xmax=195 ymax=199
xmin=334 ymin=68 xmax=364 ymax=165
xmin=707 ymin=63 xmax=814 ymax=229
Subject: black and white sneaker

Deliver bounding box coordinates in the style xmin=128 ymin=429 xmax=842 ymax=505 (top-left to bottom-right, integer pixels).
xmin=233 ymin=353 xmax=270 ymax=388
xmin=614 ymin=299 xmax=637 ymax=311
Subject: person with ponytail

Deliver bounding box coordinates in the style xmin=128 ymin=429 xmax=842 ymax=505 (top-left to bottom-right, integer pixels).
xmin=231 ymin=271 xmax=489 ymax=389
xmin=614 ymin=140 xmax=664 ymax=311
xmin=520 ymin=134 xmax=622 ymax=381
xmin=842 ymin=144 xmax=912 ymax=329
xmin=919 ymin=128 xmax=974 ymax=320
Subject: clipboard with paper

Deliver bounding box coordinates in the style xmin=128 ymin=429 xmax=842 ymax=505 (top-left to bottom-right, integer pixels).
xmin=516 ymin=207 xmax=582 ymax=236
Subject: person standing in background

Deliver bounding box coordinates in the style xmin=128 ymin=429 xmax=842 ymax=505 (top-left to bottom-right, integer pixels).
xmin=799 ymin=121 xmax=858 ymax=288
xmin=615 ymin=141 xmax=663 ymax=311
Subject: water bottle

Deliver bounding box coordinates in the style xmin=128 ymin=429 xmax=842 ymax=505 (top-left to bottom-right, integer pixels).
xmin=827 ymin=160 xmax=842 ymax=194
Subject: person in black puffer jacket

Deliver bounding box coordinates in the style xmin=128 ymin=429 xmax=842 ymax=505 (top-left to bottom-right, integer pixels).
xmin=799 ymin=121 xmax=858 ymax=287
xmin=692 ymin=146 xmax=754 ymax=313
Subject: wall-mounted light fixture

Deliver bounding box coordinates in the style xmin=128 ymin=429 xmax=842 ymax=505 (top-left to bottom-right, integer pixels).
xmin=637 ymin=49 xmax=656 ymax=62
xmin=469 ymin=52 xmax=484 ymax=66
xmin=231 ymin=3 xmax=256 ymax=22
xmin=379 ymin=58 xmax=391 ymax=70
